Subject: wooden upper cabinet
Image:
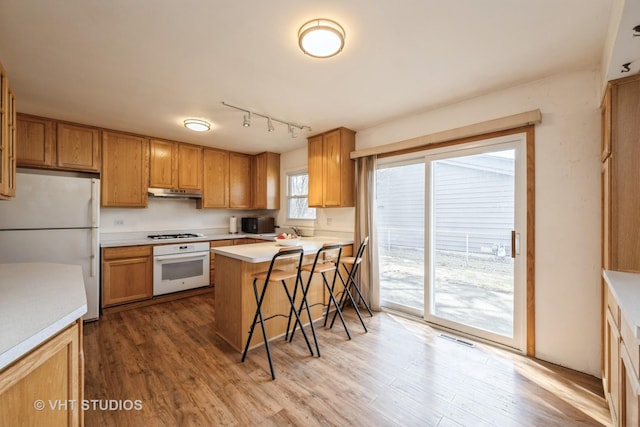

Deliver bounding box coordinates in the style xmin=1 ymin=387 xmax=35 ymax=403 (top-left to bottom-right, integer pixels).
xmin=56 ymin=122 xmax=101 ymax=172
xmin=16 ymin=114 xmax=55 ymax=168
xmin=307 ymin=127 xmax=355 ymax=208
xmin=17 ymin=114 xmax=101 ymax=173
xmin=604 ymin=74 xmax=640 ymax=273
xmin=253 ymin=152 xmax=280 ymax=210
xmin=149 ymin=140 xmax=202 ymax=190
xmin=200 ymin=148 xmax=229 ymax=208
xmin=229 ymin=152 xmax=252 ymax=209
xmin=0 ymin=62 xmax=16 ymax=200
xmin=601 ymin=85 xmax=611 ymax=162
xmin=178 ymin=143 xmax=202 ymax=190
xmin=101 ymin=131 xmax=149 ymax=207
xmin=149 ymin=139 xmax=177 ymax=188
xmin=308 ymin=135 xmax=324 ymax=207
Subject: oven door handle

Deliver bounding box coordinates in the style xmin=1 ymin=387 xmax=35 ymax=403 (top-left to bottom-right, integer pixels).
xmin=154 ymin=252 xmax=209 ymax=262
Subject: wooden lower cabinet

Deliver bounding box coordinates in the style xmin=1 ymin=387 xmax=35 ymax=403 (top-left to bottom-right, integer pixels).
xmin=210 ymin=240 xmax=233 ymax=285
xmin=0 ymin=321 xmax=83 ymax=427
xmin=102 ymin=245 xmax=152 ymax=307
xmin=621 ymin=343 xmax=640 ymax=427
xmin=604 ymin=278 xmax=640 ymax=426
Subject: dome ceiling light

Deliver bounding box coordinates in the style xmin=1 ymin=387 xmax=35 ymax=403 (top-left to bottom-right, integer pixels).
xmin=183 ymin=119 xmax=211 ymax=132
xmin=298 ymin=19 xmax=345 ymax=58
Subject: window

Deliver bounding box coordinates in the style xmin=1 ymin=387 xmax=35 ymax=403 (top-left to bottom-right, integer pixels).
xmin=287 ymin=172 xmax=316 ymax=220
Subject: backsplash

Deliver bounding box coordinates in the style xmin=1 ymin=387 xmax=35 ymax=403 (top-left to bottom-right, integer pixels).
xmin=100 ymin=198 xmax=272 ymax=233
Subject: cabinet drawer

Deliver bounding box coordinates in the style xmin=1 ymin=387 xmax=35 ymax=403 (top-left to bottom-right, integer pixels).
xmin=103 ymin=245 xmax=152 ymax=260
xmin=606 ymin=284 xmax=620 ymax=329
xmin=621 ymin=315 xmax=640 ymax=380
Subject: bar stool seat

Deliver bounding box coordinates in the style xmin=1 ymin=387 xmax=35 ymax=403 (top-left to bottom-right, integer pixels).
xmin=254 ymin=269 xmax=298 ymax=282
xmin=241 ymin=246 xmax=316 ymax=380
xmin=300 ymin=262 xmax=335 ymax=274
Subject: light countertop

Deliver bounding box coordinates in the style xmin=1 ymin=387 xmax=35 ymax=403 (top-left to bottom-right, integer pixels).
xmin=604 ymin=270 xmax=640 ymax=339
xmin=0 ymin=263 xmax=87 ymax=371
xmin=100 ymin=231 xmax=274 ymax=247
xmin=212 ymin=236 xmax=354 ymax=263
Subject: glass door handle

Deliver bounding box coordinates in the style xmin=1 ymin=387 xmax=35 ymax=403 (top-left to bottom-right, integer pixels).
xmin=511 ymin=230 xmax=521 ymax=258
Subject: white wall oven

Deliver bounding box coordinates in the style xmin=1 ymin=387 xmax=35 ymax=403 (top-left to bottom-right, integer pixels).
xmin=153 ymin=242 xmax=210 ymax=296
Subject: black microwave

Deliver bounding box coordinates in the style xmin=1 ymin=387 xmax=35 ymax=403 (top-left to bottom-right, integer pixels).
xmin=241 ymin=216 xmax=275 ymax=234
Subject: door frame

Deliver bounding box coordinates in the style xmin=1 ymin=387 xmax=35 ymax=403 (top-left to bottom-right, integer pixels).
xmin=377 ymin=125 xmax=536 ymax=356
xmin=424 ymin=134 xmax=527 ymax=351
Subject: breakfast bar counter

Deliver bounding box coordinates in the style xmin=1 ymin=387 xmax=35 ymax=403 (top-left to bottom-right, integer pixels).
xmin=213 ymin=237 xmax=353 ymax=352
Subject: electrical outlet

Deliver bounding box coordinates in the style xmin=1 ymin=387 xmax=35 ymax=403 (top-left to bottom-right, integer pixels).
xmin=114 ymin=219 xmax=124 ymax=226
xmin=326 ymin=217 xmax=333 ymax=226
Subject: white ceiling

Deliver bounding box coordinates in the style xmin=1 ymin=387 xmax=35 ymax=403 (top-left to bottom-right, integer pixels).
xmin=0 ymin=0 xmax=613 ymax=154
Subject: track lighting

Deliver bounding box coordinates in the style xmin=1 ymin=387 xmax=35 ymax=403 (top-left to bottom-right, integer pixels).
xmin=288 ymin=124 xmax=298 ymax=138
xmin=222 ymin=102 xmax=311 ymax=135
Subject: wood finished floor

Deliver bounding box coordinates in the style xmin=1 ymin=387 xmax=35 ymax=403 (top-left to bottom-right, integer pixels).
xmin=84 ymin=294 xmax=611 ymax=426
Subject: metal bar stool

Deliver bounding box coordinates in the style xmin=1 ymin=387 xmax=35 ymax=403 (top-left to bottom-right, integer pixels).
xmin=330 ymin=236 xmax=373 ymax=332
xmin=288 ymin=243 xmax=352 ymax=356
xmin=241 ymin=246 xmax=316 ymax=380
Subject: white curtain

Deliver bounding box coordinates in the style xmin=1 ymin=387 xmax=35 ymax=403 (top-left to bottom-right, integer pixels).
xmin=355 ymin=155 xmax=380 ymax=311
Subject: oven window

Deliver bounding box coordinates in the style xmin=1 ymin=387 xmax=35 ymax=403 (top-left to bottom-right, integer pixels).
xmin=162 ymin=260 xmax=204 ymax=281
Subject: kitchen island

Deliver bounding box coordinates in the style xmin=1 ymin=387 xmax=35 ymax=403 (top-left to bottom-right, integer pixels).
xmin=213 ymin=237 xmax=353 ymax=352
xmin=0 ymin=263 xmax=86 ymax=426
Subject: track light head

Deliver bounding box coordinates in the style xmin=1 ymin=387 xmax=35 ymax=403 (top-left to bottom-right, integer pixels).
xmin=243 ymin=112 xmax=251 ymax=127
xmin=267 ymin=117 xmax=275 ymax=132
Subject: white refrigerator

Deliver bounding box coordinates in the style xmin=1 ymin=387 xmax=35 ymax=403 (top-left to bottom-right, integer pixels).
xmin=0 ymin=171 xmax=100 ymax=320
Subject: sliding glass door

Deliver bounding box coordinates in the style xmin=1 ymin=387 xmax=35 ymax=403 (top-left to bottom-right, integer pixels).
xmin=376 ymin=135 xmax=527 ymax=350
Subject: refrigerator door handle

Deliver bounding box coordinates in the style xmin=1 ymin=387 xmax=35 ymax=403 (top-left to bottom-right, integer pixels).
xmin=90 ymin=179 xmax=99 ymax=228
xmin=90 ymin=227 xmax=98 ymax=277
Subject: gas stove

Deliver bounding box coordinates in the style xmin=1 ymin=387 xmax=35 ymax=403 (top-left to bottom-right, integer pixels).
xmin=147 ymin=233 xmax=202 ymax=240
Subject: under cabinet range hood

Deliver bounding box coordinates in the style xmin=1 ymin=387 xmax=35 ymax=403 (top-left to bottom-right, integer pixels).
xmin=148 ymin=188 xmax=202 ymax=199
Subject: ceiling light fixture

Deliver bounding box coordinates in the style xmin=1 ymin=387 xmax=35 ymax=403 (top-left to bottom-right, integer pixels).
xmin=222 ymin=102 xmax=311 ymax=135
xmin=298 ymin=18 xmax=345 ymax=58
xmin=183 ymin=119 xmax=211 ymax=132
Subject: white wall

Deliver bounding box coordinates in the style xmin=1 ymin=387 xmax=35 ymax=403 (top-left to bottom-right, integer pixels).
xmin=100 ymin=198 xmax=268 ymax=234
xmin=356 ymin=69 xmax=602 ymax=376
xmin=277 ymin=147 xmax=355 ymax=239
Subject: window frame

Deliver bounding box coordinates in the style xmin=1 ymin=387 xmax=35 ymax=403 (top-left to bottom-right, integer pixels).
xmin=286 ymin=170 xmax=316 ymax=220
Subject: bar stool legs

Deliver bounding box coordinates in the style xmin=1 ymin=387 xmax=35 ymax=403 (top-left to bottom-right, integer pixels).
xmin=241 ymin=246 xmax=315 ymax=380
xmin=288 ymin=244 xmax=352 ymax=356
xmin=330 ymin=236 xmax=372 ymax=332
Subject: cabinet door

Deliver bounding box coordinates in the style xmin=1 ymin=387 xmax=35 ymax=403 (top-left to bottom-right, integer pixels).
xmin=621 ymin=342 xmax=640 ymax=427
xmin=210 ymin=240 xmax=233 ymax=284
xmin=308 ymin=134 xmax=324 ymax=207
xmin=5 ymin=88 xmax=16 ymax=198
xmin=202 ymin=148 xmax=229 ymax=208
xmin=0 ymin=322 xmax=82 ymax=427
xmin=102 ymin=254 xmax=152 ymax=307
xmin=323 ymin=129 xmax=343 ymax=207
xmin=57 ymin=122 xmax=101 ymax=172
xmin=606 ymin=308 xmax=621 ymax=426
xmin=601 ymin=84 xmax=612 ymax=162
xmin=229 ymin=152 xmax=252 ymax=208
xmin=16 ymin=114 xmax=55 ymax=168
xmin=0 ymin=66 xmax=14 ymax=199
xmin=253 ymin=152 xmax=280 ymax=210
xmin=611 ymin=76 xmax=640 ymax=272
xmin=178 ymin=144 xmax=202 ymax=190
xmin=149 ymin=139 xmax=177 ymax=188
xmin=602 ymin=158 xmax=611 ymax=270
xmin=101 ymin=131 xmax=149 ymax=207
